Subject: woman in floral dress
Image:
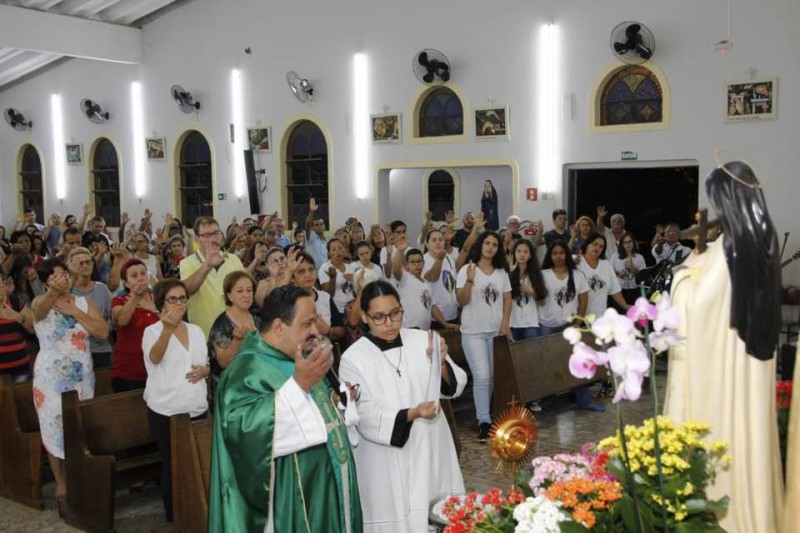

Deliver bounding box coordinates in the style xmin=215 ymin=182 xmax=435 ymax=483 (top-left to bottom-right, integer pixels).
xmin=31 ymin=258 xmax=109 ymax=513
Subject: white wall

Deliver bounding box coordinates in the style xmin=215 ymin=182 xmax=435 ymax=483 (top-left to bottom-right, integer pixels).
xmin=1 ymin=0 xmax=799 ymax=280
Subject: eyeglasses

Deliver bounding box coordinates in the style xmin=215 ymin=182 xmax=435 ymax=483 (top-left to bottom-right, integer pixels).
xmin=165 ymin=295 xmax=188 ymax=304
xmin=197 ymin=230 xmax=223 ymax=239
xmin=367 ymin=308 xmax=404 ymax=325
xmin=76 ymin=259 xmax=93 ymax=267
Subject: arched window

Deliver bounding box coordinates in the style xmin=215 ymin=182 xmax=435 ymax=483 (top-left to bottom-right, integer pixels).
xmin=600 ymin=65 xmax=663 ymax=125
xmin=419 ymin=87 xmax=464 ymax=137
xmin=178 ymin=130 xmax=213 ymax=228
xmin=427 ymin=170 xmax=455 ymax=221
xmin=285 ymin=120 xmax=328 ymax=226
xmin=91 ymin=138 xmax=120 ymax=227
xmin=19 ymin=144 xmax=43 ymax=223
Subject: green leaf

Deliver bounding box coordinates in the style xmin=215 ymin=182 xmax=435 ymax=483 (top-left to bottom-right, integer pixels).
xmin=684 ymin=498 xmax=710 ymax=513
xmin=559 ymin=522 xmax=592 ymax=533
xmin=707 ymin=495 xmax=730 ymax=513
xmin=674 ymin=522 xmax=725 ymax=532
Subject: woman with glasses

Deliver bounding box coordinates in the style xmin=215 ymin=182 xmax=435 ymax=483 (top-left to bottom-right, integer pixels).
xmin=339 ymin=279 xmax=467 ymax=532
xmin=456 ymin=231 xmax=512 ymax=442
xmin=612 ymin=231 xmax=647 ymax=305
xmin=142 ymin=278 xmax=209 ymax=526
xmin=31 ymin=258 xmax=109 ymax=515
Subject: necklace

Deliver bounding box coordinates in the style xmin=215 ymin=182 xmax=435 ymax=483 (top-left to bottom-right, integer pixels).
xmin=381 ymin=347 xmax=402 ymax=377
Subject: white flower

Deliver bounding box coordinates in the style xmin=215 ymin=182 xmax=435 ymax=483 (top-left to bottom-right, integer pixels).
xmin=513 ymin=496 xmax=568 ymax=533
xmin=591 ymin=308 xmax=637 ymax=346
xmin=563 ymin=327 xmax=582 ymax=345
xmin=653 ymin=291 xmax=681 ymax=332
xmin=607 ymin=341 xmax=651 ymax=403
xmin=649 ymin=330 xmax=685 ymax=352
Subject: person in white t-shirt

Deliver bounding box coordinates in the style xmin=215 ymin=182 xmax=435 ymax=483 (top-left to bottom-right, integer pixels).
xmin=456 ymin=231 xmax=511 ymax=442
xmin=391 ymin=234 xmax=458 ymax=330
xmin=508 ymin=240 xmax=547 ymax=341
xmin=379 ymin=220 xmax=407 ymax=277
xmin=347 ymin=240 xmax=384 ymax=285
xmin=318 ymin=238 xmax=355 ymax=314
xmin=422 ymin=229 xmax=459 ymax=326
xmin=576 ymin=233 xmax=629 ymax=317
xmin=291 ymin=251 xmax=345 ymax=341
xmin=538 ymin=241 xmax=588 ymax=334
xmin=611 ymin=231 xmax=648 ymax=305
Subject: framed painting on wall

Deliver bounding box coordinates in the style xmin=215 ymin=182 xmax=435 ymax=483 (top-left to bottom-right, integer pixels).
xmin=146 ymin=137 xmax=166 ymax=160
xmin=474 ymin=106 xmax=509 ymax=140
xmin=371 ymin=113 xmax=401 ymax=144
xmin=66 ymin=143 xmax=83 ymax=164
xmin=247 ymin=127 xmax=272 ymax=152
xmin=726 ymin=78 xmax=777 ymax=122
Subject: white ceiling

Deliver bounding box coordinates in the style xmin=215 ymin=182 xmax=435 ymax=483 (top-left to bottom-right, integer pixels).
xmin=0 ymin=0 xmax=190 ymax=91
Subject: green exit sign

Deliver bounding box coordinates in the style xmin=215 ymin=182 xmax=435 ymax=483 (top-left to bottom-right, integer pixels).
xmin=621 ymin=151 xmax=638 ymax=161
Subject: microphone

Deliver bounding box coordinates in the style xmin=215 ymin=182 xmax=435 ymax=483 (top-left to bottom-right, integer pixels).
xmin=781 ymin=231 xmax=790 ymax=259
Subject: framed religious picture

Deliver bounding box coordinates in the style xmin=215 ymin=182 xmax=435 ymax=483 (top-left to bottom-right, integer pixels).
xmin=247 ymin=127 xmax=272 ymax=152
xmin=65 ymin=143 xmax=83 ymax=164
xmin=474 ymin=106 xmax=509 ymax=140
xmin=725 ymin=78 xmax=777 ymax=122
xmin=371 ymin=113 xmax=401 ymax=144
xmin=146 ymin=137 xmax=166 ymax=160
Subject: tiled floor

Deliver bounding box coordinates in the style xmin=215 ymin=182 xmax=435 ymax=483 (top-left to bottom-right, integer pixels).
xmin=0 ymin=378 xmax=665 ymax=532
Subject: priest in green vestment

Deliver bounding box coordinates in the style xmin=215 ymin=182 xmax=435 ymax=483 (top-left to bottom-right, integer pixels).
xmin=208 ymin=285 xmax=362 ymax=532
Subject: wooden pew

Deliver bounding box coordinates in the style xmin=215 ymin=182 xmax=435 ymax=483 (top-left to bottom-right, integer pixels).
xmin=171 ymin=414 xmax=213 ymax=533
xmin=0 ymin=369 xmax=112 ymax=510
xmin=440 ymin=329 xmax=466 ymax=368
xmin=62 ymin=388 xmax=160 ymax=533
xmin=492 ymin=332 xmax=606 ymax=416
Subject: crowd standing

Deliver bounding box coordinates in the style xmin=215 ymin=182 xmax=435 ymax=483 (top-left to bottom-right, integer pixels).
xmin=0 ymin=198 xmax=694 ymax=530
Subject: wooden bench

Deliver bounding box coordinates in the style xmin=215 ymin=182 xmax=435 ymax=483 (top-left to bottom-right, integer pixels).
xmin=492 ymin=332 xmax=606 ymax=416
xmin=170 ymin=414 xmax=213 ymax=533
xmin=62 ymin=388 xmax=161 ymax=533
xmin=0 ymin=369 xmax=112 ymax=509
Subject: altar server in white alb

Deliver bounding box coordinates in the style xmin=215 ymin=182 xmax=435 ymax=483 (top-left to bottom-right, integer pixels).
xmin=339 ymin=280 xmax=467 ymax=532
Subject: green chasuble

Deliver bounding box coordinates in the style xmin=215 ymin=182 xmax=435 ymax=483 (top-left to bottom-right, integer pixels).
xmin=208 ymin=331 xmax=362 ymax=532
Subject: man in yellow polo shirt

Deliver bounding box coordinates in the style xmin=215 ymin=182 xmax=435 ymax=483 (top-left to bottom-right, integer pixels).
xmin=180 ymin=217 xmax=244 ymax=336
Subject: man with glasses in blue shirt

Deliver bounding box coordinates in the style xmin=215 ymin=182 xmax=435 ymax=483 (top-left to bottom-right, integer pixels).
xmin=180 ymin=217 xmax=244 ymax=336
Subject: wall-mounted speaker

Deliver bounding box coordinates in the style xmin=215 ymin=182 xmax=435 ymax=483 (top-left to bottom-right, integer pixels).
xmin=243 ymin=149 xmax=262 ymax=215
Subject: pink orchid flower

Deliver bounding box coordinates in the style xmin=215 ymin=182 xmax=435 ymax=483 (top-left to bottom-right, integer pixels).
xmin=568 ymin=342 xmax=604 ymax=380
xmin=627 ymin=297 xmax=657 ymax=327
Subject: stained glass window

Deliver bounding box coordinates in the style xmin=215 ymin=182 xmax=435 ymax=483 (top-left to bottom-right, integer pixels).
xmin=419 ymin=87 xmax=463 ymax=137
xmin=600 ymin=66 xmax=663 ymax=126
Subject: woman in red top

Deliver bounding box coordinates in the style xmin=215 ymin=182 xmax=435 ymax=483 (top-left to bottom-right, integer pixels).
xmin=0 ymin=270 xmax=35 ymax=380
xmin=110 ymin=258 xmax=159 ymax=392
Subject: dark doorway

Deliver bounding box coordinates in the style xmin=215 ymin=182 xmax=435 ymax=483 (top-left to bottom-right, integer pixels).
xmin=566 ymin=163 xmax=699 ymax=257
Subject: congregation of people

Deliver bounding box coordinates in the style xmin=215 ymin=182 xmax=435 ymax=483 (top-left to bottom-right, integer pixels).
xmin=0 ymin=196 xmax=698 ymax=531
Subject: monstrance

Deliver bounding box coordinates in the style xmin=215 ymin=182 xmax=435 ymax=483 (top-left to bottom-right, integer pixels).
xmin=488 ymin=398 xmax=538 ymax=495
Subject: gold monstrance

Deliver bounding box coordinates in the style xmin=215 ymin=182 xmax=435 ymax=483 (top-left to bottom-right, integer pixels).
xmin=488 ymin=398 xmax=538 ymax=495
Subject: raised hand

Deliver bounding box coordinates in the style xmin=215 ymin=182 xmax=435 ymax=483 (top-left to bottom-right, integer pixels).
xmin=597 ymin=205 xmax=608 ymax=219
xmin=120 ymin=212 xmax=130 ymax=226
xmin=83 ymin=203 xmax=92 ymax=216
xmin=474 ymin=212 xmax=486 ymax=231
xmin=569 ymin=223 xmax=577 ymax=238
xmin=292 ymin=341 xmax=331 ymax=392
xmin=309 ymin=197 xmax=318 ymax=213
xmin=205 ymin=247 xmax=224 ymax=268
xmin=111 ymin=243 xmax=129 ymax=259
xmin=326 ymin=265 xmax=337 ymax=279
xmin=466 ymin=263 xmax=476 ymax=283
xmin=143 ymin=208 xmax=153 ymax=219
xmin=286 ymin=247 xmax=302 ymax=273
